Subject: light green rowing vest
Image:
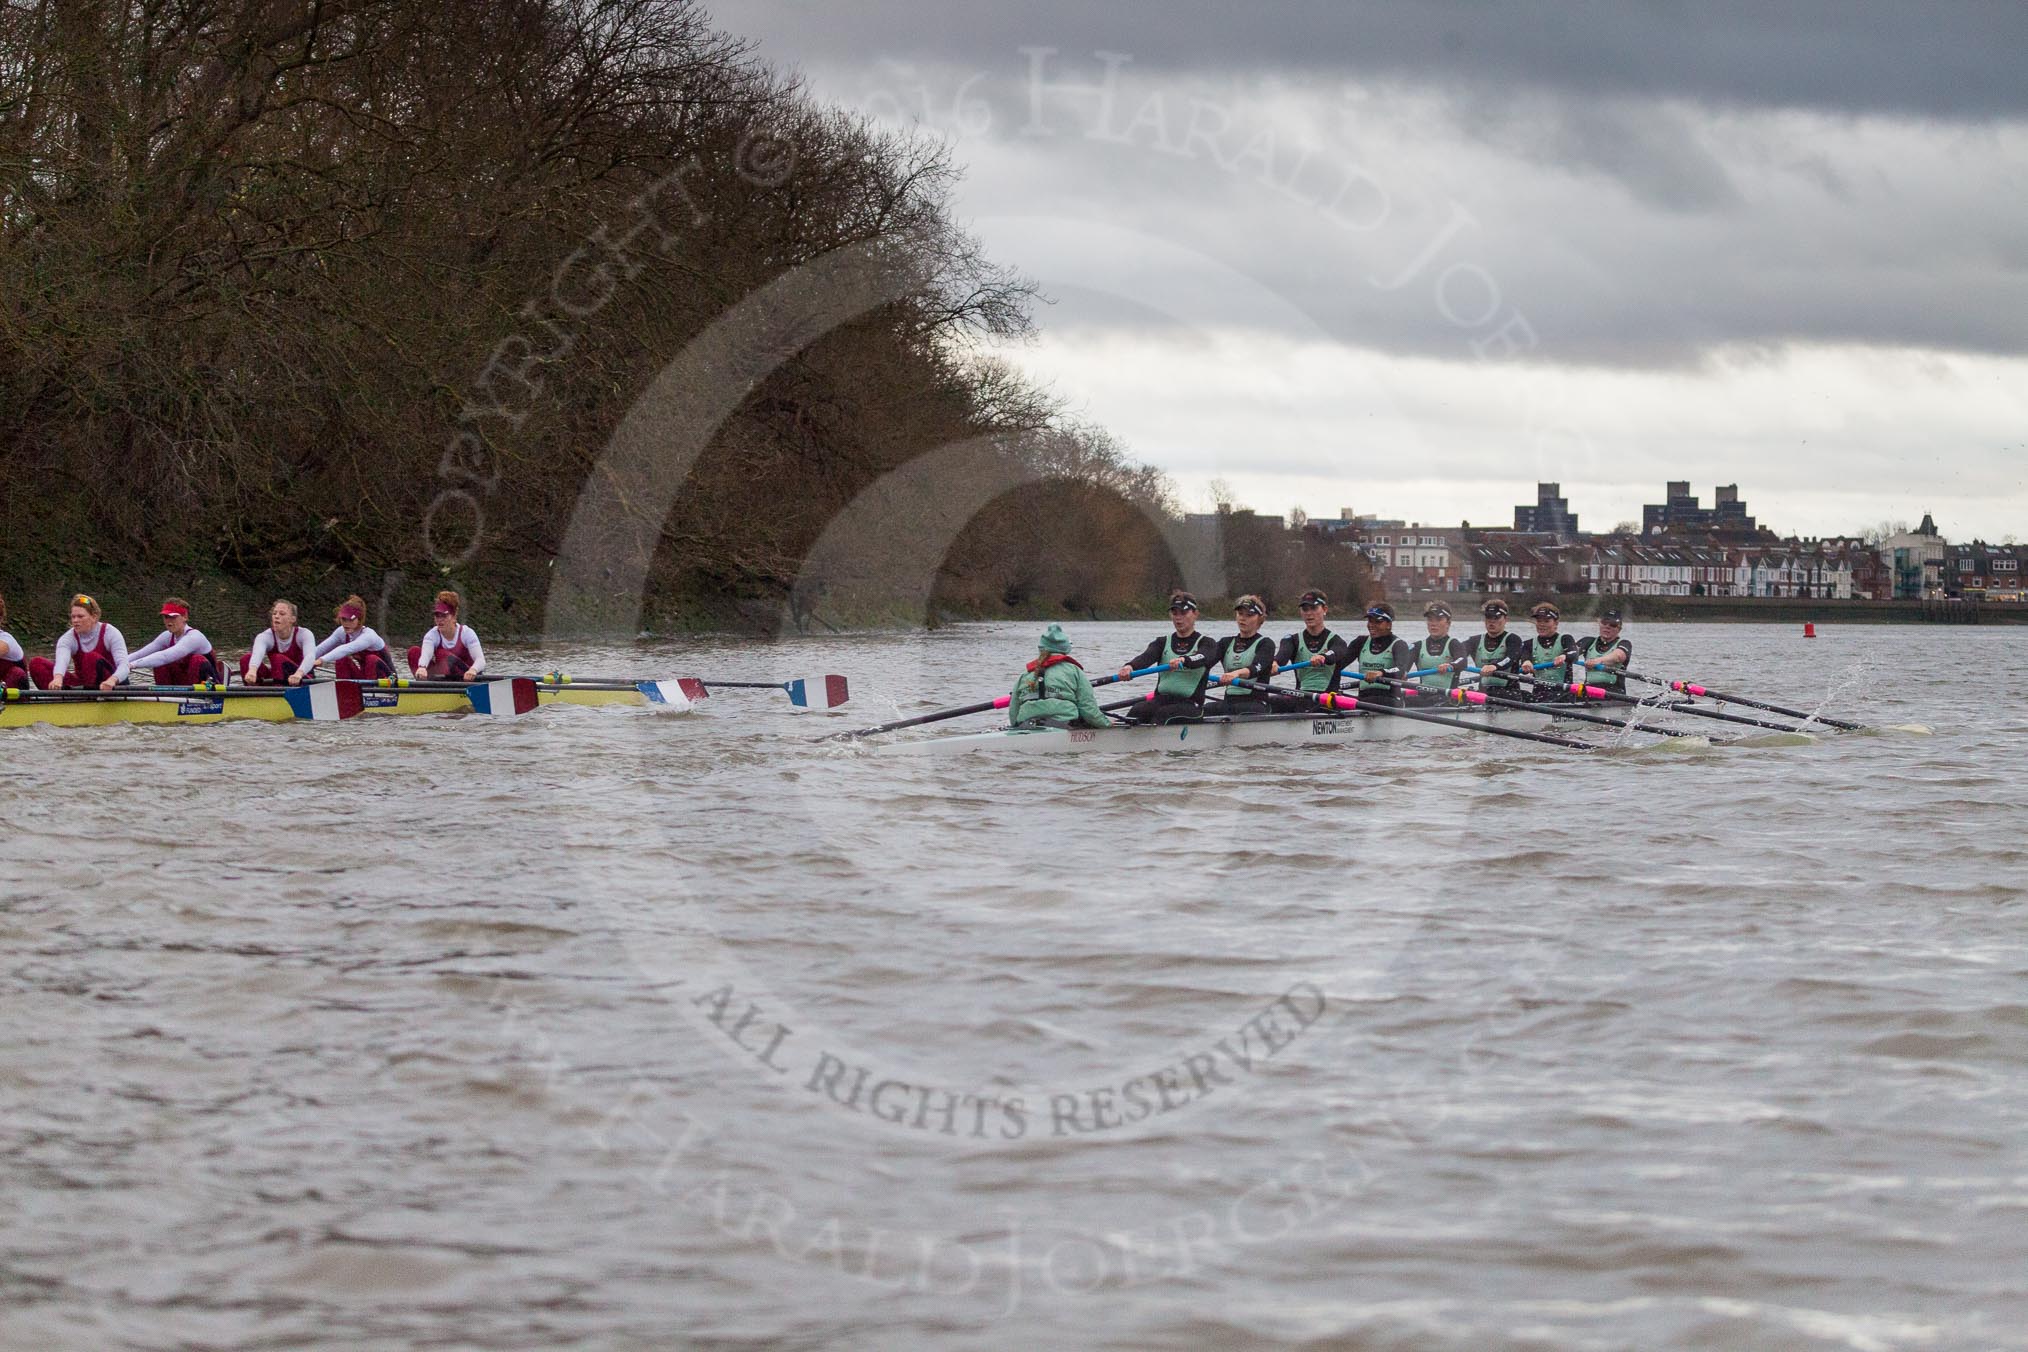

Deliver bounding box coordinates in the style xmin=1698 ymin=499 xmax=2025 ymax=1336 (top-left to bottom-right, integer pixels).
xmin=1413 ymin=639 xmax=1457 ymax=693
xmin=1473 ymin=633 xmax=1513 ymax=692
xmin=1156 ymin=633 xmax=1203 ymax=699
xmin=1575 ymin=637 xmax=1625 ymax=689
xmin=1352 ymin=638 xmax=1396 ymax=689
xmin=1532 ymin=634 xmax=1570 ymax=690
xmin=1223 ymin=634 xmax=1271 ymax=672
xmin=1292 ymin=629 xmax=1342 ymax=693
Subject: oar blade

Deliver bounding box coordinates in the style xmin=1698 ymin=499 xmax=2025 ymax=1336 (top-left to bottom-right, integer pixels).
xmin=283 ymin=682 xmax=364 ymax=722
xmin=783 ymin=675 xmax=851 ymax=709
xmin=465 ymin=676 xmax=540 ymax=718
xmin=635 ymin=680 xmax=700 ymax=711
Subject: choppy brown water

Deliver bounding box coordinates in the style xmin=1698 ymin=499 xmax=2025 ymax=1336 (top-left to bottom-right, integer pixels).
xmin=3 ymin=621 xmax=2022 ymax=1350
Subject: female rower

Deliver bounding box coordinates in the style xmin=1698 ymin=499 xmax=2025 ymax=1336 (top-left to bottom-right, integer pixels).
xmin=1011 ymin=624 xmax=1108 ymax=729
xmin=241 ymin=599 xmax=316 ymax=685
xmin=1344 ymin=602 xmax=1416 ymax=707
xmin=30 ymin=594 xmax=129 ymax=690
xmin=1524 ymin=600 xmax=1580 ymax=702
xmin=1403 ymin=601 xmax=1471 ymax=702
xmin=1573 ymin=608 xmax=1632 ymax=691
xmin=126 ymin=599 xmax=220 ymax=685
xmin=410 ymin=590 xmax=485 ymax=681
xmin=1463 ymin=599 xmax=1528 ymax=699
xmin=0 ymin=594 xmax=26 ymax=690
xmin=1208 ymin=594 xmax=1276 ymax=715
xmin=1270 ymin=589 xmax=1350 ymax=712
xmin=1116 ymin=591 xmax=1217 ymax=724
xmin=317 ymin=595 xmax=396 ymax=680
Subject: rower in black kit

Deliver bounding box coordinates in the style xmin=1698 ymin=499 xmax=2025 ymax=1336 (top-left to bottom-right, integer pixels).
xmin=1116 ymin=591 xmax=1219 ymax=724
xmin=1573 ymin=608 xmax=1633 ymax=691
xmin=1463 ymin=598 xmax=1530 ymax=700
xmin=1399 ymin=601 xmax=1474 ymax=704
xmin=1210 ymin=594 xmax=1278 ymax=716
xmin=1341 ymin=602 xmax=1417 ymax=707
xmin=1523 ymin=600 xmax=1581 ymax=703
xmin=1270 ymin=589 xmax=1353 ymax=713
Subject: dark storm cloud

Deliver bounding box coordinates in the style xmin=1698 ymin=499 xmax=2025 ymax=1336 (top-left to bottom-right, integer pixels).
xmin=714 ymin=0 xmax=2028 ymax=122
xmin=703 ymin=0 xmax=2028 ymax=367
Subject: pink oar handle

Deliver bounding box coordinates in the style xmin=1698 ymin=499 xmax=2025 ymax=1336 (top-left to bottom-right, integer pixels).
xmin=1671 ymin=681 xmax=1708 ymax=697
xmin=1449 ymin=688 xmax=1489 ymax=705
xmin=992 ymin=695 xmax=1011 ymax=709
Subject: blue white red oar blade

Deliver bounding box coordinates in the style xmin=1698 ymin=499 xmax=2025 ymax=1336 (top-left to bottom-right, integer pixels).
xmin=284 ymin=682 xmax=363 ymax=721
xmin=782 ymin=675 xmax=851 ymax=709
xmin=634 ymin=680 xmax=699 ymax=711
xmin=465 ymin=677 xmax=540 ymax=717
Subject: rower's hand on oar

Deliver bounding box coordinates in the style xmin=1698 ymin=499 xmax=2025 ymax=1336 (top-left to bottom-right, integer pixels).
xmin=99 ymin=675 xmax=118 ymax=691
xmin=1116 ymin=664 xmax=1133 ymax=681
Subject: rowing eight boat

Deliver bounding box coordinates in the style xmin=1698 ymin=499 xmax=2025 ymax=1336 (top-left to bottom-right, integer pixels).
xmin=873 ymin=706 xmax=1557 ymax=757
xmin=0 ymin=681 xmax=682 ymax=729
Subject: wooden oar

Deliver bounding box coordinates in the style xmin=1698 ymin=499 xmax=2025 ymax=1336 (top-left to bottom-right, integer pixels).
xmin=1617 ymin=670 xmax=1864 ymax=731
xmin=827 ymin=664 xmax=1170 ymax=741
xmin=1225 ymin=678 xmax=1592 ymax=749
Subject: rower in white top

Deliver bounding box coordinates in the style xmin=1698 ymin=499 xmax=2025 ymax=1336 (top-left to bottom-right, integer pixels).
xmin=409 ymin=590 xmax=485 ymax=681
xmin=30 ymin=594 xmax=129 ymax=690
xmin=315 ymin=594 xmax=397 ymax=680
xmin=240 ymin=599 xmax=317 ymax=685
xmin=125 ymin=597 xmax=222 ymax=686
xmin=0 ymin=591 xmax=27 ymax=690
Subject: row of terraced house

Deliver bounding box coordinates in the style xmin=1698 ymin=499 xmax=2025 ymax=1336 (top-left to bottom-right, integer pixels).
xmin=1324 ymin=515 xmax=2021 ymax=602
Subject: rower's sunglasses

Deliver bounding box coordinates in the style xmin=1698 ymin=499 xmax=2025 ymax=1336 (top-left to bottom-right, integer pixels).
xmin=71 ymin=594 xmax=94 ymax=608
xmin=1234 ymin=604 xmax=1263 ymax=615
xmin=1531 ymin=610 xmax=1558 ymax=620
xmin=1169 ymin=603 xmax=1197 ymax=614
xmin=1298 ymin=600 xmax=1324 ymax=609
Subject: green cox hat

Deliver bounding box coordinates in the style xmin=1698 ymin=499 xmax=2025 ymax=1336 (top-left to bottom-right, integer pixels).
xmin=1039 ymin=624 xmax=1072 ymax=654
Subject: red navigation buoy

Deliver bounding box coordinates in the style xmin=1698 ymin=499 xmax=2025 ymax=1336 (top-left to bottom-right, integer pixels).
xmin=1803 ymin=622 xmax=1817 ymax=638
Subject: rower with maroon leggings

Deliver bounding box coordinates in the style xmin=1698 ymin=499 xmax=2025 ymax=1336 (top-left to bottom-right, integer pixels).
xmin=125 ymin=598 xmax=221 ymax=685
xmin=409 ymin=591 xmax=486 ymax=681
xmin=29 ymin=594 xmax=129 ymax=690
xmin=0 ymin=593 xmax=26 ymax=690
xmin=240 ymin=600 xmax=316 ymax=685
xmin=316 ymin=595 xmax=396 ymax=680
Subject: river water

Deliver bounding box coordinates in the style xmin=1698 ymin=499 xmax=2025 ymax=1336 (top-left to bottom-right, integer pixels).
xmin=2 ymin=619 xmax=2021 ymax=1350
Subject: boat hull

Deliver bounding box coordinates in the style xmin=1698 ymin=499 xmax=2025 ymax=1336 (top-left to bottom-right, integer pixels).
xmin=0 ymin=684 xmax=660 ymax=729
xmin=874 ymin=707 xmax=1557 ymax=757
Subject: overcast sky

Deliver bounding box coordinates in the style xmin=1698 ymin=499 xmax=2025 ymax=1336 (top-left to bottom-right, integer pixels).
xmin=708 ymin=1 xmax=2028 ymax=540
